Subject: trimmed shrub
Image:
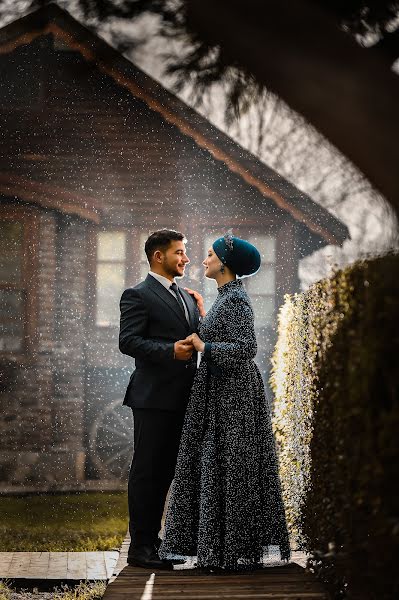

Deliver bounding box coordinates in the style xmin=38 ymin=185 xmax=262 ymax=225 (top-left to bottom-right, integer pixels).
xmin=271 ymin=254 xmax=399 ymax=600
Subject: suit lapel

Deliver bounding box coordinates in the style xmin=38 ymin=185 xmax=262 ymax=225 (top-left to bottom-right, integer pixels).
xmin=145 ymin=275 xmax=188 ymax=326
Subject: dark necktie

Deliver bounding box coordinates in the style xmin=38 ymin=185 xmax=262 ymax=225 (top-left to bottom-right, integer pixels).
xmin=170 ymin=282 xmax=186 ymax=317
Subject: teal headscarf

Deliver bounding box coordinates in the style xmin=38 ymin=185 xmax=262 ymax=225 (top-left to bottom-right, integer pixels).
xmin=212 ymin=234 xmax=261 ymax=277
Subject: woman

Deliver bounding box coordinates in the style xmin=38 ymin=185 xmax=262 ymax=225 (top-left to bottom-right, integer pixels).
xmin=159 ymin=234 xmax=290 ymax=571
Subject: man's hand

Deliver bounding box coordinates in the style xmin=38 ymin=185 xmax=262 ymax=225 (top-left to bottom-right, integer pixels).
xmin=185 ymin=333 xmax=205 ymax=353
xmin=184 ymin=287 xmax=206 ymax=317
xmin=174 ymin=340 xmax=194 ymax=361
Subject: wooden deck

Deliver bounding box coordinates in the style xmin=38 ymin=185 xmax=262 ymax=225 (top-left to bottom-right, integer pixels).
xmin=0 ymin=551 xmax=119 ymax=582
xmin=105 ymin=537 xmax=329 ymax=600
xmin=104 ymin=563 xmax=329 ymax=600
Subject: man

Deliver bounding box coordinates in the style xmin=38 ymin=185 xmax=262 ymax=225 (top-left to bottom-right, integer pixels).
xmin=119 ymin=229 xmax=200 ymax=569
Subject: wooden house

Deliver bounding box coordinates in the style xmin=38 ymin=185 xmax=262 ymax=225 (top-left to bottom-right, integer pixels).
xmin=0 ymin=4 xmax=349 ymax=490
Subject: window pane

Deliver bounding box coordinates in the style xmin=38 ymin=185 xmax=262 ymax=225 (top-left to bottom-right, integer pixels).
xmin=247 ymin=264 xmax=275 ymax=295
xmin=0 ymin=290 xmax=24 ymax=318
xmin=140 ymin=231 xmax=152 ymax=262
xmin=0 ymin=221 xmax=23 ymax=282
xmin=251 ymin=296 xmax=275 ymax=328
xmin=0 ymin=320 xmax=24 ymax=351
xmin=97 ymin=232 xmax=126 ymax=261
xmin=96 ymin=263 xmax=125 ymax=326
xmin=249 ymin=234 xmax=276 ymax=263
xmin=140 ymin=263 xmax=149 ymax=281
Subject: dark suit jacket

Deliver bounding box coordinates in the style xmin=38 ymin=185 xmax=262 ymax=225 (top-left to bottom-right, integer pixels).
xmin=119 ymin=274 xmax=200 ymax=411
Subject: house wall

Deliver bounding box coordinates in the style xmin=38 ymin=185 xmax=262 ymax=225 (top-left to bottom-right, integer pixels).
xmin=0 ymin=205 xmax=90 ymax=488
xmin=51 ymin=216 xmax=88 ymax=481
xmin=0 ymin=34 xmax=315 ymax=489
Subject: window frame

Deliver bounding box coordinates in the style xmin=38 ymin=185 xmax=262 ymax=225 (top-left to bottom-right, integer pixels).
xmin=242 ymin=232 xmax=277 ymax=330
xmin=200 ymin=225 xmax=278 ymax=330
xmin=0 ymin=206 xmax=38 ymax=361
xmin=91 ymin=225 xmax=182 ymax=330
xmin=94 ymin=229 xmax=128 ymax=329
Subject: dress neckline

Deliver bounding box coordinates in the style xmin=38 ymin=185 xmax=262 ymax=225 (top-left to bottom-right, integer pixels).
xmin=217 ymin=279 xmax=243 ymax=295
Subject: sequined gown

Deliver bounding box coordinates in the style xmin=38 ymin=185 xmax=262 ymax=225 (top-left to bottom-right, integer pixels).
xmin=159 ymin=279 xmax=290 ymax=570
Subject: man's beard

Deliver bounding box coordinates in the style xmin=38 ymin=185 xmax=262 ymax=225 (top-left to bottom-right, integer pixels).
xmin=164 ymin=261 xmax=184 ymax=279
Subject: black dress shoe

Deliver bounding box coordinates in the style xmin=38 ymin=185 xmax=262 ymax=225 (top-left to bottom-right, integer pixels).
xmin=127 ymin=544 xmax=171 ymax=569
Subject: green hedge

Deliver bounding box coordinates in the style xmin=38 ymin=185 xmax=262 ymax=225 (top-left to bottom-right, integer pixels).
xmin=270 ymin=253 xmax=399 ymax=600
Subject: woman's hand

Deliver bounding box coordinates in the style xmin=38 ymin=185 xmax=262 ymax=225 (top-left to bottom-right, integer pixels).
xmin=185 ymin=333 xmax=205 ymax=353
xmin=184 ymin=287 xmax=206 ymax=318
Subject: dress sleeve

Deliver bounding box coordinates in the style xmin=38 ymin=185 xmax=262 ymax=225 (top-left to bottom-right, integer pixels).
xmin=203 ymin=295 xmax=257 ymax=368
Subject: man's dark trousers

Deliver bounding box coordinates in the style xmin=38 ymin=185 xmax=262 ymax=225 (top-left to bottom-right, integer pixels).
xmin=128 ymin=408 xmax=186 ymax=549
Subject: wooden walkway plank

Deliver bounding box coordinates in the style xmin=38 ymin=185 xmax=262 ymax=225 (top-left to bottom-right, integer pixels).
xmin=0 ymin=552 xmax=14 ymax=575
xmin=105 ymin=552 xmax=120 ymax=579
xmin=0 ymin=551 xmax=119 ymax=581
xmin=6 ymin=553 xmax=33 ymax=578
xmin=86 ymin=552 xmax=108 ymax=580
xmin=29 ymin=552 xmax=51 ymax=579
xmin=110 ymin=537 xmax=130 ymax=581
xmin=67 ymin=552 xmax=86 ymax=580
xmin=47 ymin=551 xmax=68 ymax=579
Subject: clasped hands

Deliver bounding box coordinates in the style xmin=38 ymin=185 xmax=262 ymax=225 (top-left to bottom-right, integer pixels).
xmin=174 ymin=333 xmax=205 ymax=360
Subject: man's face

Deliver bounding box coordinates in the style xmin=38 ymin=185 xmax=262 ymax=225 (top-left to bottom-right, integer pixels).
xmin=157 ymin=240 xmax=190 ymax=279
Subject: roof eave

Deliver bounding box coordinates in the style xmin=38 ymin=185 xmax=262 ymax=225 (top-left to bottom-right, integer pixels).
xmin=0 ymin=3 xmax=349 ymax=245
xmin=0 ymin=174 xmax=102 ymax=223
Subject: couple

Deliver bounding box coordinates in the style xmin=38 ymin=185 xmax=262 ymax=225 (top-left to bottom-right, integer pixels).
xmin=119 ymin=229 xmax=290 ymax=572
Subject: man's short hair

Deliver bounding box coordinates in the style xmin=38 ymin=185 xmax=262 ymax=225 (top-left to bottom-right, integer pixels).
xmin=145 ymin=229 xmax=186 ymax=264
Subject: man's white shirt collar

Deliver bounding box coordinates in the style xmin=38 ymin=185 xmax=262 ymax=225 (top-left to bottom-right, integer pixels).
xmin=148 ymin=270 xmax=176 ymax=291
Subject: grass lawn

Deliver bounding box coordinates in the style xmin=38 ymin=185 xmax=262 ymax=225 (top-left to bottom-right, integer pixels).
xmin=0 ymin=581 xmax=107 ymax=600
xmin=0 ymin=492 xmax=128 ymax=551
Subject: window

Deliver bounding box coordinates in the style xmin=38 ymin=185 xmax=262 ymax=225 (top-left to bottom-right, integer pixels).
xmin=202 ymin=232 xmax=276 ymax=329
xmin=95 ymin=228 xmax=166 ymax=327
xmin=96 ymin=232 xmax=126 ymax=327
xmin=0 ymin=220 xmax=26 ymax=352
xmin=246 ymin=234 xmax=276 ymax=329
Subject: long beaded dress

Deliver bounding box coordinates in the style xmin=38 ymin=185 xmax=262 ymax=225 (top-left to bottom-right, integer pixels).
xmin=159 ymin=279 xmax=290 ymax=570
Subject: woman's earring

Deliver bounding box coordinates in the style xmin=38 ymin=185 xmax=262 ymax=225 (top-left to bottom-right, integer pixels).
xmin=220 ymin=263 xmax=225 ymax=274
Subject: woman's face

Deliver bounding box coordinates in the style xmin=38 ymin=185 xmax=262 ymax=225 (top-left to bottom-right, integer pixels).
xmin=203 ymin=246 xmax=222 ymax=279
